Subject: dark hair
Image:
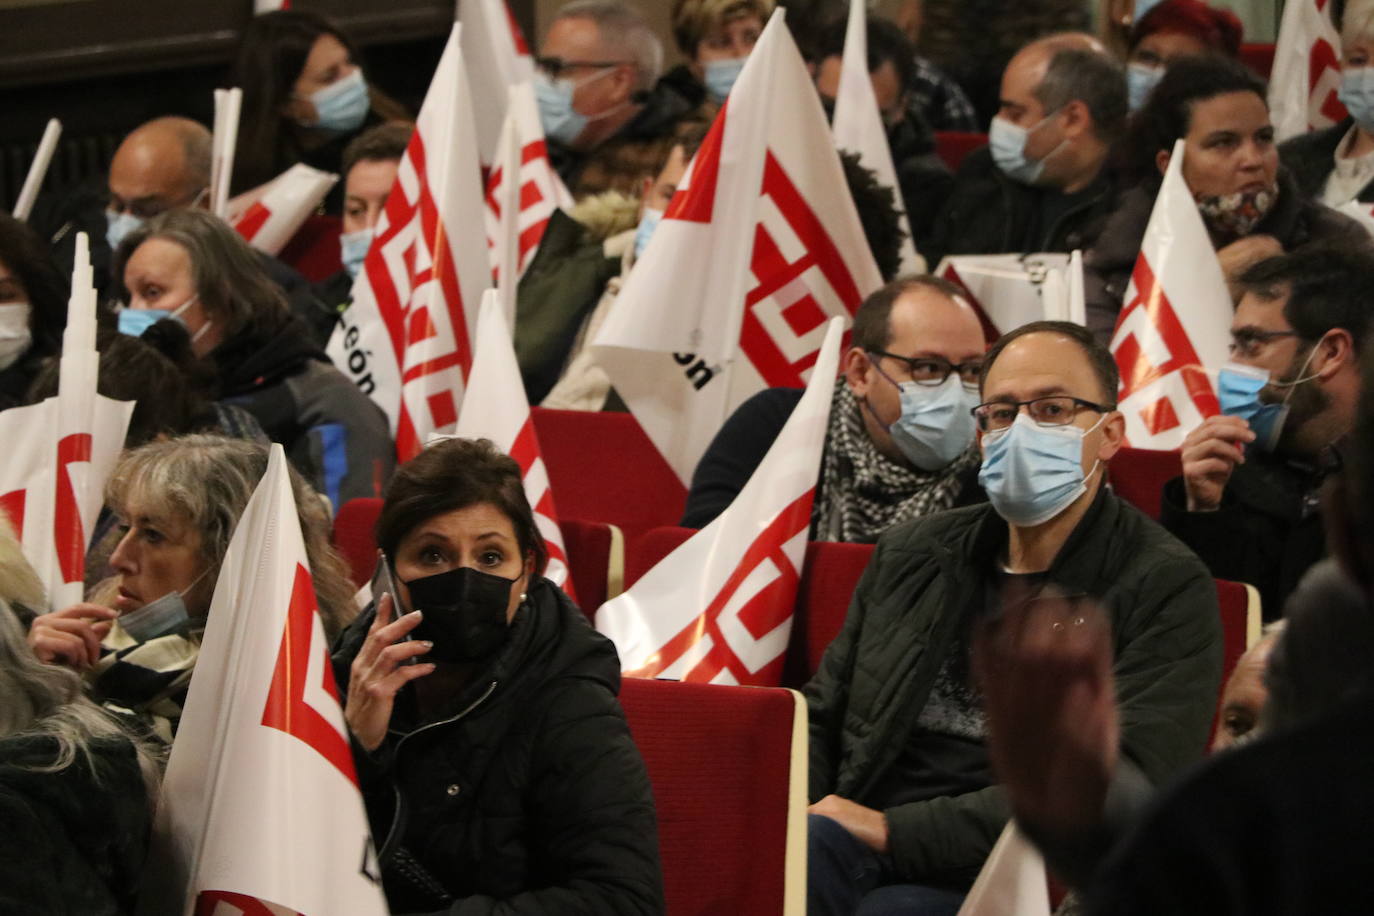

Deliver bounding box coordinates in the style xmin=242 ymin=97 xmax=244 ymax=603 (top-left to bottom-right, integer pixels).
xmin=1238 ymin=242 xmax=1374 ymax=354
xmin=839 ymin=151 xmax=904 ymax=283
xmin=376 ymin=438 xmax=549 ymax=578
xmin=980 ymin=320 xmax=1119 ymax=404
xmin=814 ymin=16 xmax=917 ymax=90
xmin=1130 ymin=0 xmax=1244 ymax=57
xmin=0 ymin=215 xmax=66 ymax=361
xmin=230 ymin=10 xmax=360 ymax=191
xmin=341 ymin=122 xmax=412 ymax=178
xmin=1034 ymin=48 xmax=1129 ymax=144
xmin=1119 ymin=54 xmax=1267 ymax=188
xmin=852 ymin=275 xmax=970 ymax=352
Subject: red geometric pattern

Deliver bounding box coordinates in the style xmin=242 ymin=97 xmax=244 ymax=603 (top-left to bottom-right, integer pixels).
xmin=234 ymin=202 xmax=273 ymax=244
xmin=53 ymin=433 xmax=92 ymax=586
xmin=195 ymin=890 xmax=301 ymax=916
xmin=508 ymin=418 xmax=576 ymax=603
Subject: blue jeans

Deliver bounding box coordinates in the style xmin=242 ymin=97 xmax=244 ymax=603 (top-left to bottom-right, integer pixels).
xmin=808 ymin=813 xmax=967 ymax=916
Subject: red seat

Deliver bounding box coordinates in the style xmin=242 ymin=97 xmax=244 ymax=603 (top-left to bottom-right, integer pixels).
xmin=1240 ymin=42 xmax=1276 ymax=79
xmin=783 ymin=541 xmax=875 ymax=688
xmin=624 ymin=525 xmax=695 ymax=591
xmin=934 ymin=131 xmax=988 ymax=172
xmin=619 ymin=678 xmax=806 ymax=915
xmin=533 ymin=407 xmax=687 ymax=544
xmin=1107 ymin=447 xmax=1182 ymax=521
xmin=1211 ymin=578 xmax=1261 ymax=747
xmin=332 ymin=497 xmax=384 ymax=589
xmin=278 ymin=213 xmax=343 ymax=284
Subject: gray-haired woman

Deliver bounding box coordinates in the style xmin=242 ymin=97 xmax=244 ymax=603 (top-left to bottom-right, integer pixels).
xmin=113 ymin=208 xmax=394 ymax=511
xmin=26 ymin=435 xmax=358 ymax=742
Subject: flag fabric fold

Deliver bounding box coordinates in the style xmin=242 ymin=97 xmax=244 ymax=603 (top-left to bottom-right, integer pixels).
xmin=955 ymin=821 xmax=1051 ymax=916
xmin=327 ymin=24 xmax=491 ymax=461
xmin=453 ymin=291 xmax=574 ymax=597
xmin=230 ymin=163 xmax=339 ymax=256
xmin=1108 ymin=139 xmax=1230 ymax=450
xmin=137 ymin=445 xmax=388 ymax=916
xmin=459 ymin=0 xmax=537 ymax=168
xmin=591 ymin=8 xmax=882 ymax=486
xmin=1270 ymin=0 xmax=1347 ymax=140
xmin=595 ymin=317 xmax=844 ymax=686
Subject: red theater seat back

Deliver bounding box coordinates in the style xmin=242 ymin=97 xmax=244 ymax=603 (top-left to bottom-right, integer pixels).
xmin=1108 ymin=447 xmax=1182 ymax=521
xmin=934 ymin=131 xmax=988 ymax=171
xmin=1211 ymin=578 xmax=1262 ymax=747
xmin=278 ymin=213 xmax=344 ymax=284
xmin=784 ymin=541 xmax=875 ymax=687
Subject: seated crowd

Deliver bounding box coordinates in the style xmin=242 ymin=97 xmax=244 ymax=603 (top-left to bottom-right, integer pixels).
xmin=4 ymin=0 xmax=1374 ymax=914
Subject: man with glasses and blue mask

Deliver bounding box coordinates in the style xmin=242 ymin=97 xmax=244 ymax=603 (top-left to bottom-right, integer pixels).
xmin=682 ymin=275 xmax=988 ymax=542
xmin=1161 ymin=243 xmax=1374 ymax=619
xmin=924 ymin=34 xmax=1125 ymax=267
xmin=804 ymin=319 xmax=1219 ymax=916
xmin=536 ymin=0 xmax=700 ymax=200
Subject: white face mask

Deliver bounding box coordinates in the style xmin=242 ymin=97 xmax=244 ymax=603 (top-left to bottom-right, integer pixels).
xmin=0 ymin=302 xmax=33 ymax=371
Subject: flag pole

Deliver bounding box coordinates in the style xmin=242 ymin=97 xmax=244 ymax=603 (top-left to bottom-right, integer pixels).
xmin=11 ymin=119 xmax=62 ymax=223
xmin=211 ymin=88 xmax=243 ymax=219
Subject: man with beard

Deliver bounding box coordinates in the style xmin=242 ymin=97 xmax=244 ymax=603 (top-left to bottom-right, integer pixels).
xmin=1160 ymin=242 xmax=1374 ymax=618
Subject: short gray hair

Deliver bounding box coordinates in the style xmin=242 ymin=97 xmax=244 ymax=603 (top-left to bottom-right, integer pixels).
xmin=1342 ymin=0 xmax=1374 ymax=45
xmin=1034 ymin=47 xmax=1128 ymax=143
xmin=553 ymin=0 xmax=664 ymax=90
xmin=114 ymin=208 xmax=288 ymax=338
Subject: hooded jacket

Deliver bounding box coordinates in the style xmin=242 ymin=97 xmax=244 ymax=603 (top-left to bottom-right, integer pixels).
xmin=331 ymin=578 xmax=664 ymax=915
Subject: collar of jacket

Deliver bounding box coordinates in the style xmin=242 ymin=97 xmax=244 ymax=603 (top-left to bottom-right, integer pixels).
xmin=211 ymin=313 xmax=325 ymax=398
xmin=986 ymin=152 xmax=1114 ymax=253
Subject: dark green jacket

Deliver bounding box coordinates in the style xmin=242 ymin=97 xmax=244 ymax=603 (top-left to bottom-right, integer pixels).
xmin=804 ymin=487 xmax=1222 ymax=884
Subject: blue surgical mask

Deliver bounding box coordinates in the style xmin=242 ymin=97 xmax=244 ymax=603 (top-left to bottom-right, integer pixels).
xmin=1134 ymin=0 xmax=1166 ymax=21
xmin=978 ymin=412 xmax=1105 ymax=527
xmin=118 ymin=567 xmax=209 ymax=643
xmin=634 ymin=206 xmax=663 ymax=259
xmin=884 ymin=373 xmax=980 ymax=471
xmin=117 ymin=294 xmax=203 ymax=340
xmin=1338 ymin=66 xmax=1374 ymax=133
xmin=535 ymin=70 xmax=590 ymax=146
xmin=1127 ymin=62 xmax=1164 ymax=112
xmin=1216 ymin=356 xmax=1319 ymax=452
xmin=309 ymin=68 xmax=370 ymax=133
xmin=340 ymin=226 xmax=374 ymax=279
xmin=106 ymin=209 xmax=145 ymax=253
xmin=703 ymin=57 xmax=747 ymax=102
xmin=988 ymin=113 xmax=1063 ymax=186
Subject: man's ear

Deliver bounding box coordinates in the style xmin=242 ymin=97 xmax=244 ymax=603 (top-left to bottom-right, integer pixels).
xmin=843 ymin=346 xmax=871 ymax=398
xmin=1060 ymin=99 xmax=1090 ymax=138
xmin=1315 ymin=329 xmax=1354 ymax=380
xmin=1098 ymin=410 xmax=1126 ymax=462
xmin=1155 ymin=148 xmax=1171 ymax=177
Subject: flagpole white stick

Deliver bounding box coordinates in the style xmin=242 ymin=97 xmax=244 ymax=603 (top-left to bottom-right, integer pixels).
xmin=211 ymin=88 xmax=243 ymax=219
xmin=12 ymin=118 xmax=62 ymax=223
xmin=495 ymin=92 xmax=522 ymax=330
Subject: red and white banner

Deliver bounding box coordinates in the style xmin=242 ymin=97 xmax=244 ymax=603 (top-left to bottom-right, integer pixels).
xmin=453 ymin=291 xmax=574 ymax=597
xmin=591 ymin=9 xmax=883 ymax=485
xmin=0 ymin=233 xmax=132 ymax=609
xmin=137 ymin=446 xmax=388 ymax=916
xmin=596 ymin=318 xmax=842 ymax=686
xmin=1270 ymin=0 xmax=1348 ymax=140
xmin=459 ymin=0 xmax=537 ymax=168
xmin=485 ymin=81 xmax=574 ymax=317
xmin=1108 ymin=139 xmax=1230 ymax=450
xmin=832 ymin=0 xmax=922 ymax=274
xmin=230 ymin=164 xmax=338 ymax=256
xmin=327 ymin=24 xmax=491 ymax=461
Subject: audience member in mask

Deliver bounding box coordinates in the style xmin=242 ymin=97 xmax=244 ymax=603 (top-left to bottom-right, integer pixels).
xmin=1124 ymin=0 xmax=1243 ymax=112
xmin=537 ymin=0 xmax=704 ymax=199
xmin=803 ymin=319 xmax=1220 ymax=915
xmin=114 ymin=209 xmax=394 ymax=509
xmin=684 ymin=275 xmax=987 ymax=541
xmin=1281 ymin=0 xmax=1374 ymax=208
xmin=312 ymin=122 xmax=411 ymax=343
xmin=0 ymin=216 xmax=66 ymax=411
xmin=24 ymin=435 xmax=356 ymax=743
xmin=663 ymin=0 xmax=772 ymax=107
xmin=924 ymin=34 xmax=1126 ymax=267
xmin=1083 ymin=56 xmax=1357 ymax=343
xmin=229 ymin=9 xmax=411 ymax=198
xmin=1160 ymin=243 xmax=1374 ymax=618
xmin=812 ymin=16 xmax=956 ymax=255
xmin=331 ymin=436 xmax=663 ymax=914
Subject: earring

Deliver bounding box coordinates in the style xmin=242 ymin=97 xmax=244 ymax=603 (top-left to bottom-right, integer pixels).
xmin=519 ymin=592 xmax=528 ymax=603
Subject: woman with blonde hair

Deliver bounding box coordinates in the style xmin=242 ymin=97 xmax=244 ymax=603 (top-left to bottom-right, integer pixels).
xmin=665 ymin=0 xmax=774 ymax=105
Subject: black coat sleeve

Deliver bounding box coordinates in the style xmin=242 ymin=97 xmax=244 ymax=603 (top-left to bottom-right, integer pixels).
xmin=680 ymin=388 xmax=802 ymax=528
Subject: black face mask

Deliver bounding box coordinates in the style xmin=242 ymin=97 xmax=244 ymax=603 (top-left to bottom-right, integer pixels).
xmin=404 ymin=566 xmax=519 ymax=664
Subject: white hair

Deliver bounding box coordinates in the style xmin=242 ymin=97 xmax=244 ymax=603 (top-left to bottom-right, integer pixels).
xmin=553 ymin=0 xmax=664 ymax=91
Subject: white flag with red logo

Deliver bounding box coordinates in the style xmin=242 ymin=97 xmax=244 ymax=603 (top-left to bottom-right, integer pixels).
xmin=1109 ymin=139 xmax=1230 ymax=449
xmin=0 ymin=233 xmax=132 ymax=610
xmin=1271 ymin=0 xmax=1348 ymax=140
xmin=485 ymin=81 xmax=575 ymax=314
xmin=596 ymin=318 xmax=841 ymax=686
xmin=327 ymin=24 xmax=490 ymax=461
xmin=832 ymin=0 xmax=922 ymax=275
xmin=137 ymin=445 xmax=388 ymax=916
xmin=956 ymin=822 xmax=1051 ymax=916
xmin=459 ymin=0 xmax=537 ymax=168
xmin=230 ymin=163 xmax=338 ymax=257
xmin=591 ymin=9 xmax=882 ymax=485
xmin=453 ymin=291 xmax=574 ymax=597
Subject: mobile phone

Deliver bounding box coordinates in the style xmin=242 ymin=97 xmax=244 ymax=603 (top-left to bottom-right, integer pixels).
xmin=370 ymin=554 xmax=413 ymax=660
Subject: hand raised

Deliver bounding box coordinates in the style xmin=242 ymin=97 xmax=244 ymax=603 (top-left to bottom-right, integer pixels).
xmin=1180 ymin=414 xmax=1255 ymax=512
xmin=27 ymin=603 xmax=118 ymax=669
xmin=344 ymin=593 xmax=435 ymax=752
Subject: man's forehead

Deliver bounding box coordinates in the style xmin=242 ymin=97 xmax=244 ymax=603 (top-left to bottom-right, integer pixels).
xmin=984 ymin=333 xmax=1099 ymax=395
xmin=1233 ymin=292 xmax=1292 ymax=330
xmin=543 ymin=15 xmax=605 ymax=55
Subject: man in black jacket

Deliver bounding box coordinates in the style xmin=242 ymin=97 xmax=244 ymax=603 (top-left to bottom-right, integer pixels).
xmin=804 ymin=320 xmax=1220 ymax=914
xmin=924 ymin=34 xmax=1125 ymax=266
xmin=1161 ymin=244 xmax=1374 ymax=619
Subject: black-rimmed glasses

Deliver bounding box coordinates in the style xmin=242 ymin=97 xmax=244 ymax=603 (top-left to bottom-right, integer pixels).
xmin=971 ymin=396 xmax=1115 ymax=432
xmin=868 ymin=350 xmax=983 ymax=388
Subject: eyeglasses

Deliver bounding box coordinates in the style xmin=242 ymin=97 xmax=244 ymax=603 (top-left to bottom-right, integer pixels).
xmin=534 ymin=55 xmax=631 ymax=79
xmin=868 ymin=350 xmax=983 ymax=388
xmin=971 ymin=395 xmax=1115 ymax=432
xmin=1228 ymin=327 xmax=1304 ymax=360
xmin=108 ymin=185 xmax=208 ymax=221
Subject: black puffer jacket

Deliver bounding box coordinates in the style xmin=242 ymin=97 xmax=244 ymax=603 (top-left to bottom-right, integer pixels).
xmin=0 ymin=734 xmax=151 ymax=915
xmin=331 ymin=578 xmax=664 ymax=915
xmin=1280 ymin=118 xmax=1374 ymax=204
